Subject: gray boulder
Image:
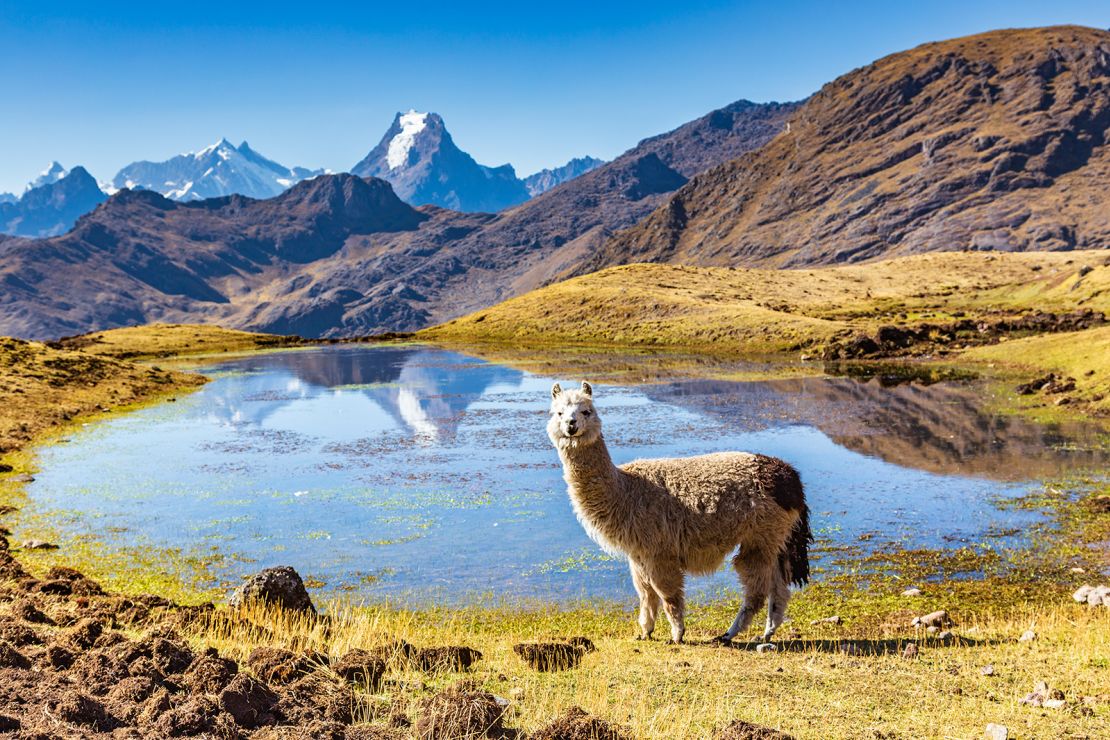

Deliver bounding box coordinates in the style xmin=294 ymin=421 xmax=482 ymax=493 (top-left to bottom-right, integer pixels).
xmin=229 ymin=566 xmax=315 ymax=614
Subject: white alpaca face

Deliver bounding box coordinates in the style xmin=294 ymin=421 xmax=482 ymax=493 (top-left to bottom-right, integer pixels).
xmin=548 ymin=381 xmax=601 ymax=446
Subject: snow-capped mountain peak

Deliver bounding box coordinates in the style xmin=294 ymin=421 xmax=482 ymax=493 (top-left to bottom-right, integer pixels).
xmin=351 ymin=110 xmax=530 ymax=212
xmin=27 ymin=161 xmax=68 ymax=192
xmin=387 ymin=110 xmax=429 ymax=170
xmin=113 ymin=140 xmax=324 ymax=202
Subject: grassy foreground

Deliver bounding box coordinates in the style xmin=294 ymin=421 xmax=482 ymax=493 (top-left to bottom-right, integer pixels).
xmin=193 ymin=595 xmax=1109 ymax=739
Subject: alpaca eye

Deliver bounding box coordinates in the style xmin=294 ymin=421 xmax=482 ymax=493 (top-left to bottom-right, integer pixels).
xmin=582 ymin=410 xmax=591 ymax=417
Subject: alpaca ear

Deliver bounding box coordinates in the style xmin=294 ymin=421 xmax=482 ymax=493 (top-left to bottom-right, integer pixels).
xmin=551 ymin=383 xmax=563 ymax=399
xmin=581 ymin=381 xmax=593 ymax=397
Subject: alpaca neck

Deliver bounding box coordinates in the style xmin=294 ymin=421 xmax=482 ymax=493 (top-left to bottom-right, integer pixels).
xmin=557 ymin=435 xmax=630 ymax=553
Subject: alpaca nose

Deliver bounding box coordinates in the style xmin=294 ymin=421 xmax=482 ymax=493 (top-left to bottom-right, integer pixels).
xmin=567 ymin=421 xmax=578 ymax=432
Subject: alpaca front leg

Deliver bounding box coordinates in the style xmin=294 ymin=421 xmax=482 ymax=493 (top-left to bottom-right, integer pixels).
xmin=645 ymin=563 xmax=686 ymax=644
xmin=660 ymin=591 xmax=686 ymax=644
xmin=630 ymin=561 xmax=659 ymax=640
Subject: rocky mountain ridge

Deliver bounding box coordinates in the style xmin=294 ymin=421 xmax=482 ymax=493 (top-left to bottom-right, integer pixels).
xmin=583 ymin=25 xmax=1110 ymax=274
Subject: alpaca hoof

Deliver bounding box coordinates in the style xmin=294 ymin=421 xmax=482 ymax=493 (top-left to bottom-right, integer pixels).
xmin=713 ymin=634 xmax=733 ymax=647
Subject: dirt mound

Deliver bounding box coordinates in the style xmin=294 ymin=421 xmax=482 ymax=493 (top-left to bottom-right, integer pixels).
xmin=47 ymin=689 xmax=114 ymax=731
xmin=716 ymin=719 xmax=796 ymax=740
xmin=333 ymin=649 xmax=387 ymax=689
xmin=182 ymin=650 xmax=239 ymax=693
xmin=219 ymin=673 xmax=280 ymax=729
xmin=514 ymin=642 xmax=587 ymax=671
xmin=246 ymin=646 xmax=321 ymax=684
xmin=150 ymin=695 xmax=240 ymax=738
xmin=413 ymin=645 xmax=483 ymax=672
xmin=531 ymin=706 xmax=633 ymax=740
xmin=416 ymin=681 xmax=508 ymax=739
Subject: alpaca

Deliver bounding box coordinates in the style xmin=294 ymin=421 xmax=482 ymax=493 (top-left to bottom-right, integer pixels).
xmin=548 ymin=381 xmax=812 ymax=644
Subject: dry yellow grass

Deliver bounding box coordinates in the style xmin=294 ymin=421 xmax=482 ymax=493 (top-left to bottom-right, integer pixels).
xmin=50 ymin=322 xmax=305 ymax=361
xmin=422 ymin=250 xmax=1110 ymax=354
xmin=194 ymin=597 xmax=1110 ymax=739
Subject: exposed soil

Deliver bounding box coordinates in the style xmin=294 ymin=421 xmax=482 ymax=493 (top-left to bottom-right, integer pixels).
xmin=530 ymin=706 xmax=633 ymax=740
xmin=822 ymin=309 xmax=1106 ymax=360
xmin=512 ymin=642 xmax=587 ymax=672
xmin=0 ymin=536 xmax=521 ymax=738
xmin=716 ymin=719 xmax=796 ymax=740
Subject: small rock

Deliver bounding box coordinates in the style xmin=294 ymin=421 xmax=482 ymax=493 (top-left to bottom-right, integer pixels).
xmin=926 ymin=625 xmax=939 ymax=635
xmin=980 ymin=665 xmax=995 ymax=676
xmin=20 ymin=540 xmax=58 ymax=551
xmin=1018 ymin=629 xmax=1036 ymax=642
xmin=1073 ymin=585 xmax=1094 ymax=602
xmin=810 ymin=615 xmax=842 ymax=625
xmin=984 ymin=723 xmax=1008 ymax=740
xmin=509 ymin=687 xmax=524 ymax=701
xmin=911 ymin=610 xmax=950 ymax=629
xmin=1087 ymin=586 xmax=1110 ymax=606
xmin=755 ymin=643 xmax=778 ymax=653
xmin=1070 ymin=567 xmax=1086 ymax=574
xmin=901 ymin=587 xmax=923 ymax=597
xmin=902 ymin=643 xmax=918 ymax=660
xmin=1043 ymin=698 xmax=1066 ymax=710
xmin=936 ymin=630 xmax=953 ymax=641
xmin=9 ymin=474 xmax=33 ymax=484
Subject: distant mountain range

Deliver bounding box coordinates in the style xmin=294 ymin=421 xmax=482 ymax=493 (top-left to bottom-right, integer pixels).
xmin=584 ymin=25 xmax=1110 ymax=273
xmin=111 ymin=138 xmax=325 ymax=201
xmin=2 ymin=115 xmax=606 ymax=237
xmin=0 ymin=96 xmax=793 ymax=338
xmin=523 ymin=156 xmax=605 ymax=196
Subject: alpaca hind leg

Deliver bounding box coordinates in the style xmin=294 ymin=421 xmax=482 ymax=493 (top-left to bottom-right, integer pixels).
xmin=762 ymin=561 xmax=791 ymax=641
xmin=721 ymin=548 xmax=774 ymax=642
xmin=630 ymin=561 xmax=660 ymax=640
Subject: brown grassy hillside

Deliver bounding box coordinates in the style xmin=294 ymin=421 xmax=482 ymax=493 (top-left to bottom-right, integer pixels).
xmin=584 ymin=26 xmax=1110 ymax=273
xmin=424 ymin=250 xmax=1109 ymax=351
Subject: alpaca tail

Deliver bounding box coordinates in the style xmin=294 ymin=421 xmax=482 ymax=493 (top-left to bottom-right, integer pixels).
xmin=783 ymin=501 xmax=813 ymax=588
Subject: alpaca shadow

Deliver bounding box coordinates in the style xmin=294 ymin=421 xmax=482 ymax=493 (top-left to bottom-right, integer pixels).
xmin=700 ymin=635 xmax=994 ymax=655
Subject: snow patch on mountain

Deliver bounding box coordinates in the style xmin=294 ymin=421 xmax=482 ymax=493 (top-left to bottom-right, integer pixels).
xmin=387 ymin=111 xmax=429 ymax=170
xmin=27 ymin=162 xmax=68 ymax=192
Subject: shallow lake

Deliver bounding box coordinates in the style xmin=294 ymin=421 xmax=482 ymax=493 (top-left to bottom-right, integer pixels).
xmin=21 ymin=345 xmax=1110 ymax=604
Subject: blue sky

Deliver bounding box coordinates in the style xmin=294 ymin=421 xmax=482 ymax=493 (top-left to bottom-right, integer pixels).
xmin=1 ymin=1 xmax=1108 ymax=193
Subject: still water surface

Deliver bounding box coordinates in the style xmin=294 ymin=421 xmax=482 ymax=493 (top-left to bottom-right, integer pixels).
xmin=24 ymin=345 xmax=1109 ymax=604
